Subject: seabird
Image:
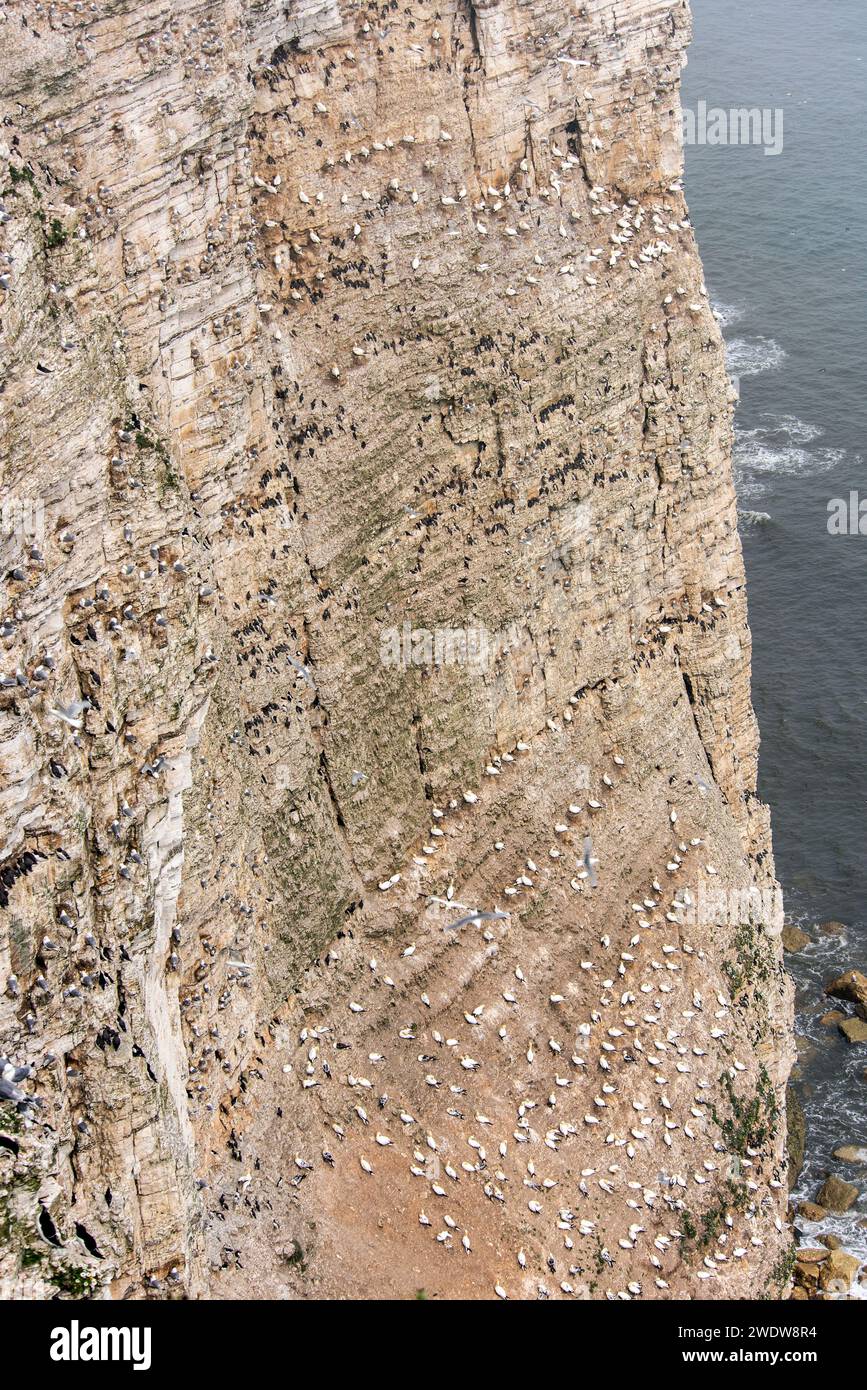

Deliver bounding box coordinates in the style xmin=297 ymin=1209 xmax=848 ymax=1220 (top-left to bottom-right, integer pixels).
xmin=47 ymin=698 xmax=92 ymax=727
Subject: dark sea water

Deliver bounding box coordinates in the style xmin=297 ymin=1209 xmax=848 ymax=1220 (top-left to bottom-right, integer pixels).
xmin=682 ymin=0 xmax=867 ymax=1277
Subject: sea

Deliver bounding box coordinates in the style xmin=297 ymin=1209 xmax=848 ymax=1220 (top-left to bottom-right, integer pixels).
xmin=682 ymin=0 xmax=867 ymax=1280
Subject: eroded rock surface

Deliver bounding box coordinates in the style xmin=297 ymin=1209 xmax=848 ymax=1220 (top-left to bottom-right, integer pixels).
xmin=0 ymin=0 xmax=793 ymax=1300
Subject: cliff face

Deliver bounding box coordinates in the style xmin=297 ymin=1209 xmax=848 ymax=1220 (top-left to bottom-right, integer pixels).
xmin=0 ymin=0 xmax=793 ymax=1301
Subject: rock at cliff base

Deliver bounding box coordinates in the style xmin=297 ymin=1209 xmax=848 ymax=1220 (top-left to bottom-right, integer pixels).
xmin=794 ymin=1247 xmax=828 ymax=1264
xmin=818 ymin=920 xmax=848 ymax=935
xmin=820 ymin=1010 xmax=846 ymax=1027
xmin=816 ymin=1175 xmax=860 ymax=1211
xmin=782 ymin=924 xmax=811 ymax=952
xmin=840 ymin=1018 xmax=867 ymax=1045
xmin=833 ymin=1144 xmax=867 ymax=1165
xmin=782 ymin=925 xmax=811 ymax=953
xmin=825 ymin=969 xmax=867 ymax=1020
xmin=797 ymin=1201 xmax=828 ymax=1222
xmin=794 ymin=1260 xmax=821 ymax=1290
xmin=819 ymin=1249 xmax=861 ymax=1291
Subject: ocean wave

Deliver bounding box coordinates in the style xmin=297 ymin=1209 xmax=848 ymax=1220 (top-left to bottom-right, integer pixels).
xmin=712 ymin=300 xmax=746 ymax=329
xmin=734 ymin=435 xmax=845 ymax=477
xmin=738 ymin=508 xmax=772 ymax=526
xmin=725 ymin=336 xmax=786 ymax=376
xmin=733 ymin=477 xmax=772 ymax=501
xmin=760 ymin=413 xmax=824 ymax=444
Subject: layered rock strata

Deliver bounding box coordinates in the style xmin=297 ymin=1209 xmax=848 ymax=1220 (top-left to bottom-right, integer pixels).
xmin=0 ymin=0 xmax=793 ymax=1300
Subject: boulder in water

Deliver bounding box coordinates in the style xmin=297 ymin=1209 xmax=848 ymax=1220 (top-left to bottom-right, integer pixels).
xmin=815 ymin=1174 xmax=860 ymax=1211
xmin=832 ymin=1144 xmax=867 ymax=1165
xmin=819 ymin=1248 xmax=861 ymax=1292
xmin=797 ymin=1200 xmax=828 ymax=1222
xmin=840 ymin=1018 xmax=867 ymax=1045
xmin=825 ymin=969 xmax=867 ymax=1021
xmin=782 ymin=924 xmax=811 ymax=953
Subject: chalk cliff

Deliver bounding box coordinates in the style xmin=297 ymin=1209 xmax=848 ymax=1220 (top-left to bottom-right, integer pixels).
xmin=0 ymin=0 xmax=794 ymax=1300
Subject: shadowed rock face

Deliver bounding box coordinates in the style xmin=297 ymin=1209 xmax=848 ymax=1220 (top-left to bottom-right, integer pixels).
xmin=0 ymin=0 xmax=793 ymax=1300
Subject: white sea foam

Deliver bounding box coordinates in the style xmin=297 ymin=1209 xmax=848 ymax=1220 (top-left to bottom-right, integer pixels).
xmin=733 ymin=477 xmax=771 ymax=501
xmin=785 ymin=911 xmax=867 ymax=1282
xmin=738 ymin=508 xmax=772 ymax=526
xmin=732 ymin=410 xmax=844 ymax=500
xmin=725 ymin=336 xmax=786 ymax=376
xmin=712 ymin=300 xmax=746 ymax=329
xmin=794 ymin=1114 xmax=867 ymax=1278
xmin=735 ymin=433 xmax=844 ymax=478
xmin=760 ymin=413 xmax=824 ymax=444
